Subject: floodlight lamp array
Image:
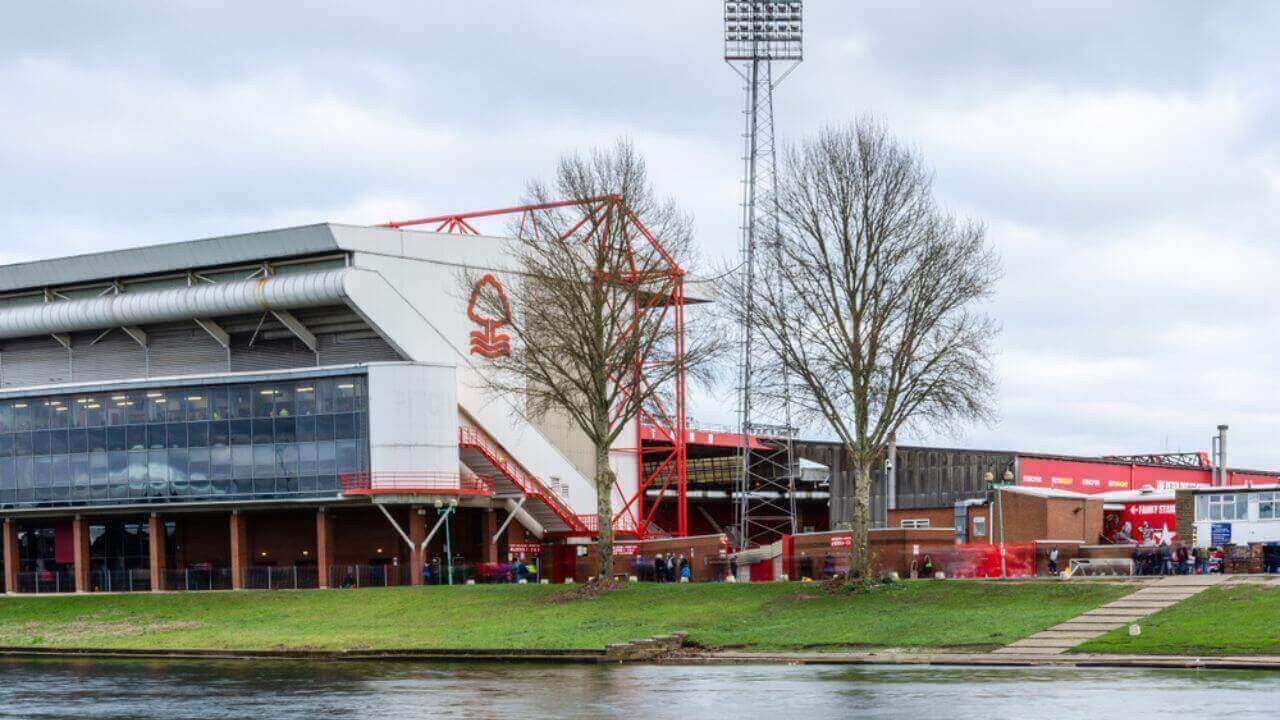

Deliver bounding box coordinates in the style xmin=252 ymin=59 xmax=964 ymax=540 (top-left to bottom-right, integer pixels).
xmin=724 ymin=1 xmax=803 ymax=61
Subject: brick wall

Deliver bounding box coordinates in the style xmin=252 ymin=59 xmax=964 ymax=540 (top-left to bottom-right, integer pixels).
xmin=887 ymin=507 xmax=956 ymax=530
xmin=1175 ymin=491 xmax=1195 ymax=543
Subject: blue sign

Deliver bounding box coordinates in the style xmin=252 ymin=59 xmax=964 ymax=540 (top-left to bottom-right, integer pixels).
xmin=1211 ymin=522 xmax=1232 ymax=546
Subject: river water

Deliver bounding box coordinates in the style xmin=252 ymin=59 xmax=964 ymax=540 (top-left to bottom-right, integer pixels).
xmin=1 ymin=658 xmax=1277 ymax=719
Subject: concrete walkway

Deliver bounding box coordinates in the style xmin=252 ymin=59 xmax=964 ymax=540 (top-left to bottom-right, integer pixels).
xmin=991 ymin=574 xmax=1227 ymax=656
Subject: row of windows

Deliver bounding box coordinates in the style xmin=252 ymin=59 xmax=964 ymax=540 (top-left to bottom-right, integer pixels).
xmin=1193 ymin=492 xmax=1280 ymax=522
xmin=0 ymin=414 xmax=364 ymax=456
xmin=0 ymin=440 xmax=362 ymax=488
xmin=0 ymin=377 xmax=365 ymax=431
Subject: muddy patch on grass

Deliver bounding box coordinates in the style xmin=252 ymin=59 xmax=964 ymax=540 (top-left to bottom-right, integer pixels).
xmin=0 ymin=618 xmax=204 ymax=645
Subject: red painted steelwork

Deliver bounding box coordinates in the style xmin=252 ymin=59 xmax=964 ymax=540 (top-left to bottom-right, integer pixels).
xmin=384 ymin=196 xmax=689 ymax=540
xmin=340 ymin=472 xmax=492 ymax=496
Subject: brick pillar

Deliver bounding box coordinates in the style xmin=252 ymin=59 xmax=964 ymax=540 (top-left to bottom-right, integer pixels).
xmin=149 ymin=513 xmax=167 ymax=592
xmin=230 ymin=510 xmax=249 ymax=590
xmin=483 ymin=510 xmax=499 ymax=563
xmin=409 ymin=507 xmax=425 ymax=586
xmin=2 ymin=519 xmax=16 ymax=594
xmin=316 ymin=508 xmax=334 ymax=589
xmin=73 ymin=515 xmax=91 ymax=593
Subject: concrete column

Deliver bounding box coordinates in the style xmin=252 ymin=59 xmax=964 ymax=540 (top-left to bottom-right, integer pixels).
xmin=483 ymin=510 xmax=499 ymax=563
xmin=2 ymin=519 xmax=16 ymax=594
xmin=409 ymin=507 xmax=425 ymax=586
xmin=149 ymin=513 xmax=167 ymax=592
xmin=73 ymin=515 xmax=91 ymax=593
xmin=230 ymin=510 xmax=249 ymax=590
xmin=316 ymin=508 xmax=334 ymax=589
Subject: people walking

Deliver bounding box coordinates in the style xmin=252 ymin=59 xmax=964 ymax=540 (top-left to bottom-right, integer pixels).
xmin=1047 ymin=547 xmax=1060 ymax=575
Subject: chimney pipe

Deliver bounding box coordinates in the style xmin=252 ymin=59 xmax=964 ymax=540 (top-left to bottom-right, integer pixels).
xmin=1217 ymin=424 xmax=1228 ymax=487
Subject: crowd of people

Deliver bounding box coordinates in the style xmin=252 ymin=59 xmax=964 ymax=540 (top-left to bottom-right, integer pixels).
xmin=634 ymin=552 xmax=691 ymax=582
xmin=1130 ymin=544 xmax=1222 ymax=575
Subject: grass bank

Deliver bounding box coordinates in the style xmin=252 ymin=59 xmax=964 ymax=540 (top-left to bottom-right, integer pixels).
xmin=0 ymin=580 xmax=1129 ymax=653
xmin=1080 ymin=583 xmax=1280 ymax=656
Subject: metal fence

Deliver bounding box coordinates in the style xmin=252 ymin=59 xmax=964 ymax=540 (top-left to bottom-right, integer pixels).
xmin=90 ymin=569 xmax=152 ymax=593
xmin=242 ymin=565 xmax=321 ymax=590
xmin=163 ymin=567 xmax=234 ymax=591
xmin=15 ymin=571 xmax=75 ymax=594
xmin=328 ymin=564 xmax=406 ymax=588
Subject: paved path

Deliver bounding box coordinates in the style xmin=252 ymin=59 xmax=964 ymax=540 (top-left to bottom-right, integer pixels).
xmin=990 ymin=574 xmax=1227 ymax=656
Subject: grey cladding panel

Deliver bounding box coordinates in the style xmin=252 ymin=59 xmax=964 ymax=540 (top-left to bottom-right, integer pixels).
xmin=71 ymin=332 xmax=147 ymax=383
xmin=149 ymin=327 xmax=228 ymax=377
xmin=1 ymin=337 xmax=70 ymax=387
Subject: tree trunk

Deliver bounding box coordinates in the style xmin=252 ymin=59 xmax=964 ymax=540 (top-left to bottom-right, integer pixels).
xmin=850 ymin=460 xmax=873 ymax=579
xmin=595 ymin=443 xmax=615 ymax=581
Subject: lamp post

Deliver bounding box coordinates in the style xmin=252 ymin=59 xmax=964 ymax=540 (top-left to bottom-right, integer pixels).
xmin=435 ymin=499 xmax=457 ymax=586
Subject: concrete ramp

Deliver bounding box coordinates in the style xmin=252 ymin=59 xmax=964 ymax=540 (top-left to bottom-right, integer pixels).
xmin=992 ymin=575 xmax=1226 ymax=656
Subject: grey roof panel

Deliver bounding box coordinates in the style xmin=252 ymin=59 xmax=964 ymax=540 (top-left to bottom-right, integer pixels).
xmin=0 ymin=224 xmax=342 ymax=294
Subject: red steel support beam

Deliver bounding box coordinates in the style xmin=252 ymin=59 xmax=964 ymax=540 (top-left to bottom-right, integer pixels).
xmin=409 ymin=507 xmax=426 ymax=586
xmin=2 ymin=519 xmax=16 ymax=594
xmin=73 ymin=515 xmax=91 ymax=593
xmin=316 ymin=508 xmax=334 ymax=589
xmin=229 ymin=510 xmax=249 ymax=591
xmin=149 ymin=513 xmax=167 ymax=592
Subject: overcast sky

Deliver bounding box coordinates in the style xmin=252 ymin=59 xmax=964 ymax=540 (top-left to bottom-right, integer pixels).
xmin=2 ymin=2 xmax=1278 ymax=466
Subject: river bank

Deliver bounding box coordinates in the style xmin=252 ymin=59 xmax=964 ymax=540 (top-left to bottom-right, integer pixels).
xmin=0 ymin=580 xmax=1127 ymax=653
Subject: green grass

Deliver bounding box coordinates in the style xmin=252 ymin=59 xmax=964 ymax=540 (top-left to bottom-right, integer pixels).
xmin=0 ymin=580 xmax=1130 ymax=653
xmin=1080 ymin=584 xmax=1280 ymax=656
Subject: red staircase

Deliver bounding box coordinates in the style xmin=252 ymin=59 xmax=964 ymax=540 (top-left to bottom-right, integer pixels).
xmin=457 ymin=425 xmax=593 ymax=537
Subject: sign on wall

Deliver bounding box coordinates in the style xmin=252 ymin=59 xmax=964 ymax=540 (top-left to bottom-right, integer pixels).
xmin=466 ymin=274 xmax=512 ymax=358
xmin=1103 ymin=502 xmax=1177 ymax=546
xmin=1211 ymin=522 xmax=1232 ymax=546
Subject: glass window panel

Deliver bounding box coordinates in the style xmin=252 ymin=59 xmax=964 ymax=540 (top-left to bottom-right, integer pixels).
xmin=84 ymin=400 xmax=106 ymax=428
xmin=334 ymin=381 xmax=357 ymax=413
xmin=274 ymin=417 xmax=296 ymax=444
xmin=31 ymin=430 xmax=50 ymax=457
xmin=168 ymin=448 xmax=187 ymax=496
xmin=232 ymin=446 xmax=253 ymax=480
xmin=106 ymin=397 xmax=128 ymax=426
xmin=48 ymin=401 xmax=70 ymax=429
xmin=1237 ymin=494 xmax=1249 ymax=519
xmin=336 ymin=439 xmax=358 ymax=475
xmin=210 ymin=446 xmax=231 ymax=481
xmin=314 ymin=414 xmax=334 ymax=442
xmin=0 ymin=434 xmax=11 ymax=458
xmin=125 ymin=393 xmax=147 ymax=425
xmin=317 ymin=441 xmax=336 ymax=477
xmin=252 ymin=419 xmax=273 ymax=445
xmin=145 ymin=392 xmax=168 ymax=422
xmin=49 ymin=429 xmax=68 ymax=456
xmin=334 ymin=414 xmax=356 ymax=440
xmin=316 ymin=379 xmax=334 ymax=415
xmin=87 ymin=428 xmax=106 ymax=453
xmin=230 ymin=420 xmax=252 ymax=447
xmin=108 ymin=450 xmax=127 ymax=487
xmin=209 ymin=421 xmax=230 ymax=448
xmin=230 ymin=386 xmax=253 ymax=419
xmin=188 ymin=447 xmax=209 ymax=495
xmin=208 ymin=386 xmax=229 ymax=421
xmin=273 ymin=386 xmax=294 ymax=418
xmin=299 ymin=442 xmax=317 ymax=477
xmin=165 ymin=394 xmax=188 ymax=423
xmin=34 ymin=456 xmax=51 ymax=492
xmin=184 ymin=392 xmax=209 ymax=421
xmin=253 ymin=445 xmax=274 ymax=478
xmin=51 ymin=455 xmax=70 ymax=500
xmin=107 ymin=426 xmax=126 ymax=452
xmin=15 ymin=457 xmax=32 ymax=496
xmin=72 ymin=454 xmax=89 ymax=500
xmin=31 ymin=401 xmax=49 ymax=431
xmin=127 ymin=425 xmax=146 ymax=452
xmin=166 ymin=422 xmax=187 ymax=449
xmin=188 ymin=422 xmax=208 ymax=448
xmin=14 ymin=433 xmax=32 ymax=457
xmin=295 ymin=415 xmax=315 ymax=443
xmin=254 ymin=386 xmax=279 ymax=417
xmin=129 ymin=451 xmax=148 ymax=490
xmin=0 ymin=403 xmax=11 ymax=432
xmin=11 ymin=402 xmax=30 ymax=432
xmin=281 ymin=443 xmax=299 ymax=478
xmin=294 ymin=383 xmax=316 ymax=415
xmin=146 ymin=424 xmax=166 ymax=450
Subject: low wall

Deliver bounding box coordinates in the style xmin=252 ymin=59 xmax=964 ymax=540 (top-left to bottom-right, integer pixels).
xmin=545 ymin=534 xmax=731 ymax=583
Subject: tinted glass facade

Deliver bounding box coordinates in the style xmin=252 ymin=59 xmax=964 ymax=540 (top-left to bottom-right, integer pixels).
xmin=0 ymin=374 xmax=368 ymax=508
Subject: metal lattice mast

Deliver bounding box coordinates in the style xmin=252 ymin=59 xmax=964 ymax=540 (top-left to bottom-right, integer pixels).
xmin=725 ymin=1 xmax=803 ymax=550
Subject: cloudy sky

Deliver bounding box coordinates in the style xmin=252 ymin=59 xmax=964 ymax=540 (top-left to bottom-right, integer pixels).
xmin=2 ymin=2 xmax=1278 ymax=466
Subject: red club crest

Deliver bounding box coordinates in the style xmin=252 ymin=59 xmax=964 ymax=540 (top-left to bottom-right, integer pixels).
xmin=467 ymin=274 xmax=511 ymax=358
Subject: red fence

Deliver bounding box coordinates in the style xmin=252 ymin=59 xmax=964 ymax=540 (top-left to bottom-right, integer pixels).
xmin=340 ymin=472 xmax=492 ymax=496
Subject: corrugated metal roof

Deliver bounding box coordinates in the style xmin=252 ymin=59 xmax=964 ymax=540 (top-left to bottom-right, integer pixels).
xmin=0 ymin=224 xmax=342 ymax=294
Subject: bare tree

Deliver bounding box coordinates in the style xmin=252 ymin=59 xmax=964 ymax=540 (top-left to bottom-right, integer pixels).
xmin=465 ymin=140 xmax=716 ymax=580
xmin=723 ymin=119 xmax=1000 ymax=577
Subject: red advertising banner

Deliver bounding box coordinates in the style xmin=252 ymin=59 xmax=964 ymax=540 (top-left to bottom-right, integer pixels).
xmin=1019 ymin=457 xmax=1274 ymax=495
xmin=1103 ymin=502 xmax=1178 ymax=546
xmin=829 ymin=535 xmax=852 ymax=548
xmin=613 ymin=544 xmax=639 ymax=556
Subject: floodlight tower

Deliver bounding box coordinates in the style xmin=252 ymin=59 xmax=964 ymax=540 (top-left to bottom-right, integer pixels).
xmin=725 ymin=1 xmax=803 ymax=550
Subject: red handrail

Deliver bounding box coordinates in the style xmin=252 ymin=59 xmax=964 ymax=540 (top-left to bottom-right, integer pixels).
xmin=340 ymin=472 xmax=492 ymax=496
xmin=458 ymin=426 xmax=590 ymax=534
